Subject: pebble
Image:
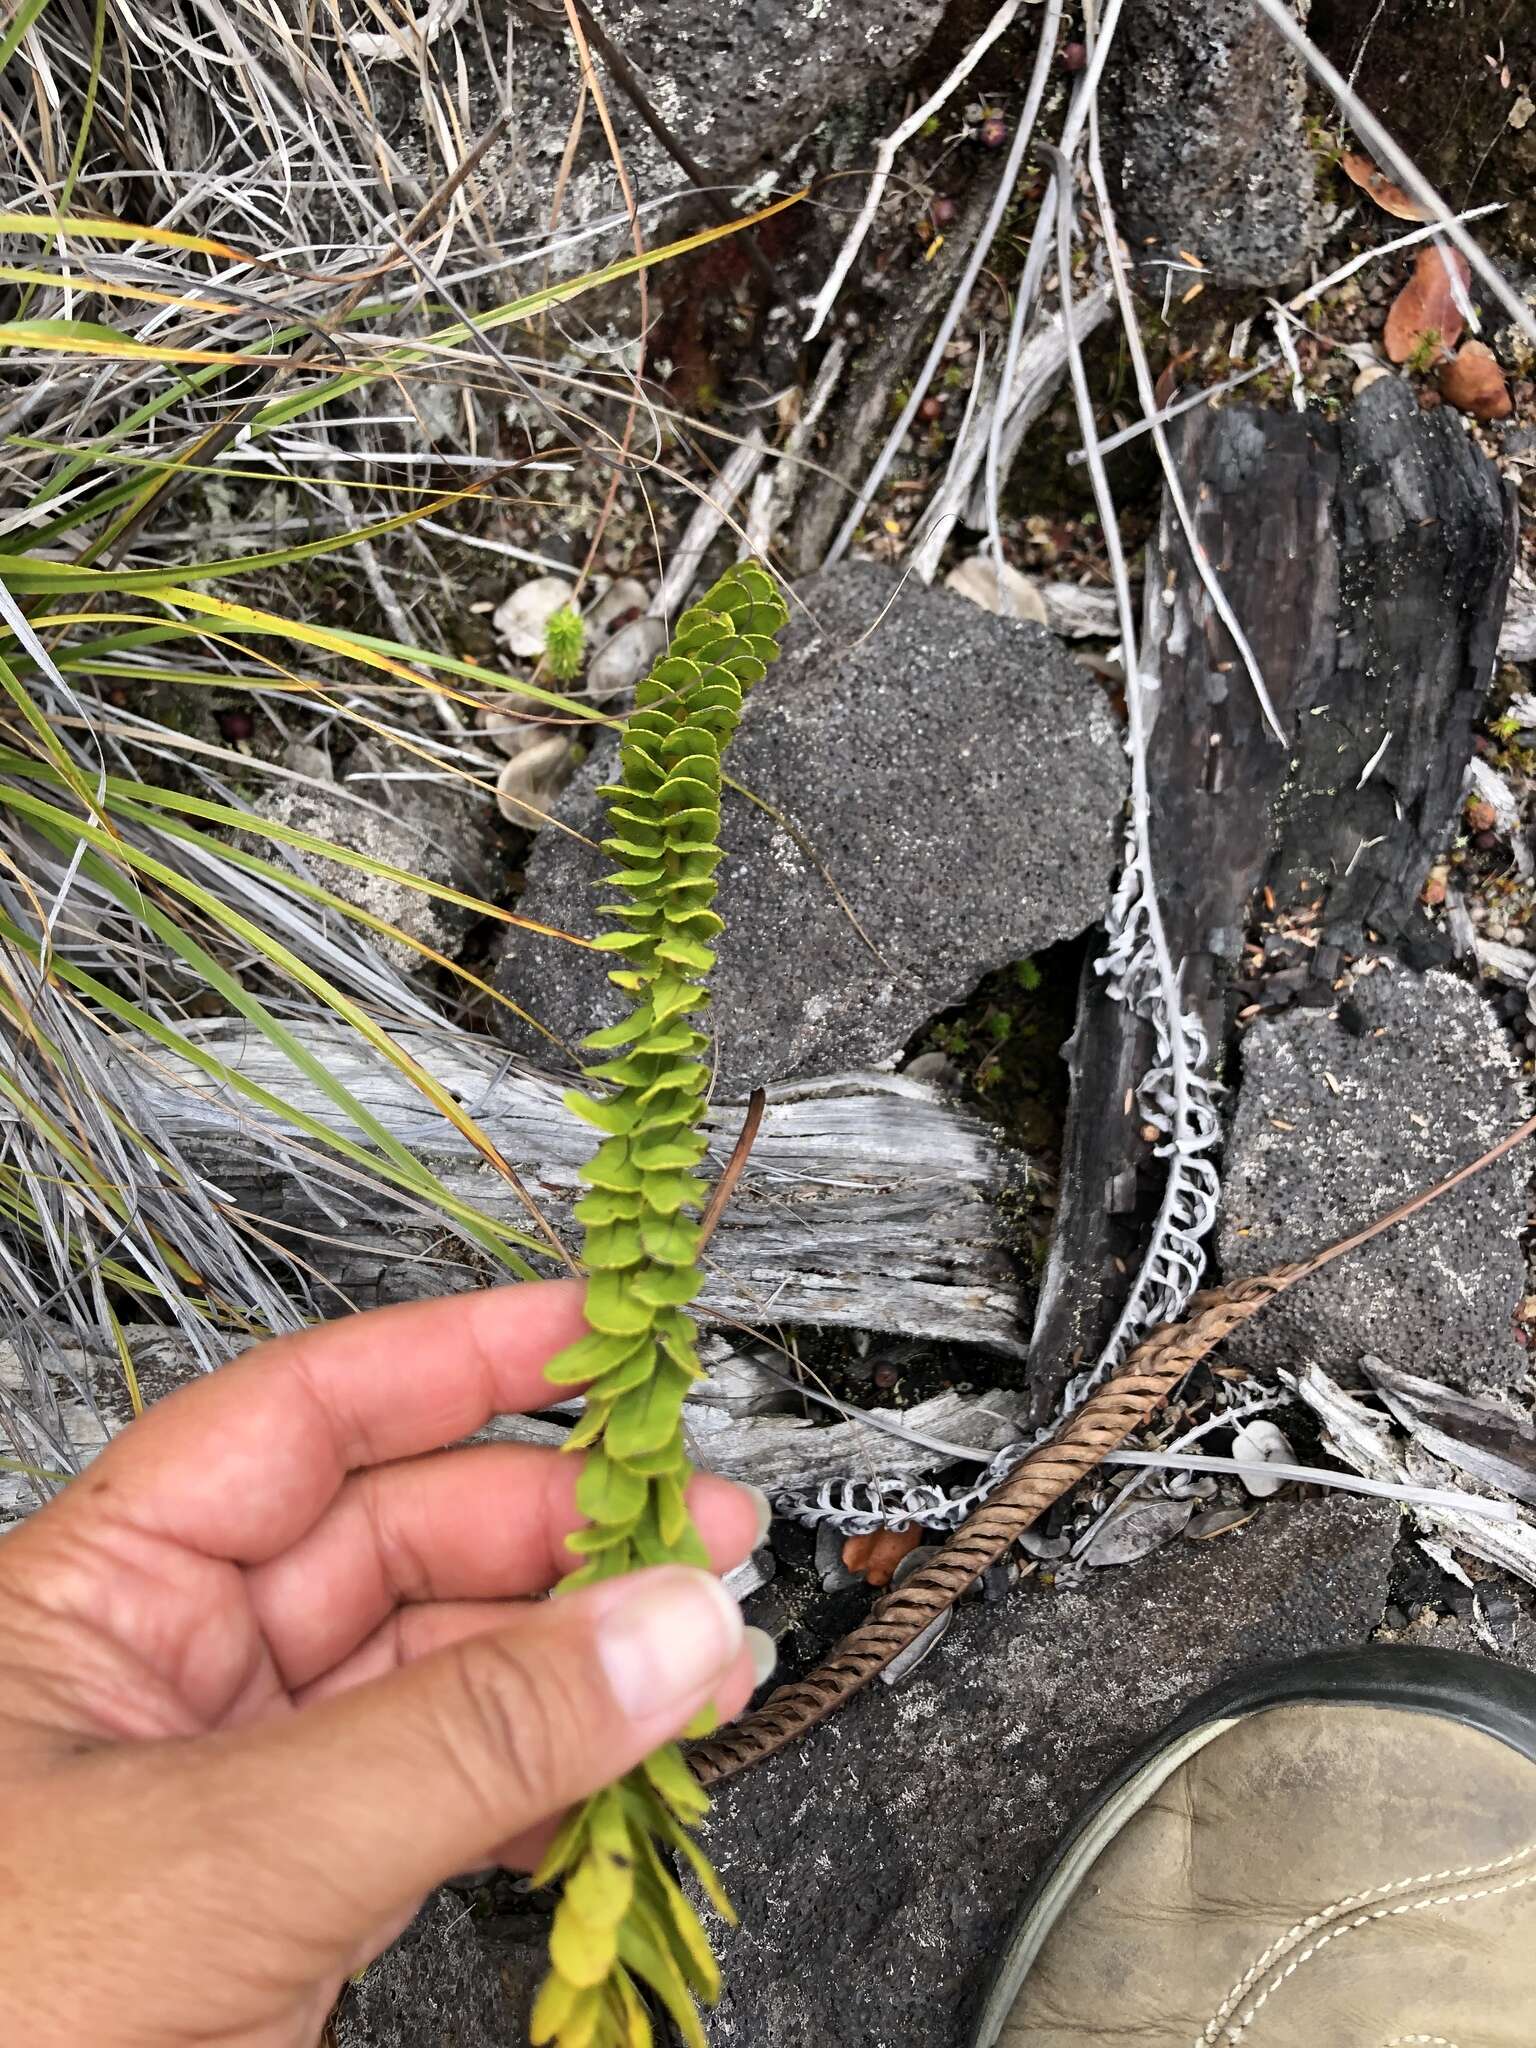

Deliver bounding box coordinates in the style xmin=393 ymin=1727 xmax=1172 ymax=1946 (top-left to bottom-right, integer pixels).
xmin=588 ymin=614 xmax=666 ymax=696
xmin=586 ymin=576 xmax=650 ymax=641
xmin=495 ymin=734 xmax=579 ymax=829
xmin=492 ymin=574 xmax=576 ymax=659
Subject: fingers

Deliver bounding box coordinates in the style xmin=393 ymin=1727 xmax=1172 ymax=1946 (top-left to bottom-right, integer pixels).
xmin=294 ymin=1598 xmax=536 ymax=1704
xmin=48 ymin=1283 xmax=589 ymax=1564
xmin=183 ymin=1568 xmax=753 ymax=1951
xmin=246 ymin=1448 xmax=767 ymax=1689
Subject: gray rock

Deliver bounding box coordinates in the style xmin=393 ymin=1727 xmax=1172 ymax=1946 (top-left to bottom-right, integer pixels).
xmin=335 ymin=1887 xmax=546 ymax=2047
xmin=331 ymin=1503 xmax=1393 ymax=2047
xmin=698 ymin=1497 xmax=1397 ymax=2048
xmin=1218 ymin=970 xmax=1528 ymax=1392
xmin=499 ymin=563 xmax=1126 ymax=1094
xmin=1101 ymin=0 xmax=1323 ymax=286
xmin=369 ymin=0 xmax=945 ymax=270
xmin=247 ymin=768 xmax=488 ymax=978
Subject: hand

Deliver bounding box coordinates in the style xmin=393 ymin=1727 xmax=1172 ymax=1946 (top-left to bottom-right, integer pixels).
xmin=0 ymin=1282 xmax=766 ymax=2048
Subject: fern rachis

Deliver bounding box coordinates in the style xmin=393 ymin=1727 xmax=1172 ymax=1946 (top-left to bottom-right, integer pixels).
xmin=529 ymin=560 xmax=790 ymax=2048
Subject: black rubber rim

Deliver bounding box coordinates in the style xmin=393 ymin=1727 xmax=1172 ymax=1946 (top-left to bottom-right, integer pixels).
xmin=969 ymin=1644 xmax=1536 ymax=2047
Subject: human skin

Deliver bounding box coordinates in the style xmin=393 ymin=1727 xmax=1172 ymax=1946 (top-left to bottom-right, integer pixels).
xmin=0 ymin=1281 xmax=763 ymax=2046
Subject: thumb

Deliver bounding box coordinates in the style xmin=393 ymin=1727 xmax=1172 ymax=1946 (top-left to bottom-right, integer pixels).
xmin=193 ymin=1566 xmax=745 ymax=1952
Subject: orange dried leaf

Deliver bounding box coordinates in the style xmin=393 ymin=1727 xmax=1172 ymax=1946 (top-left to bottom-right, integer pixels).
xmin=1383 ymin=245 xmax=1472 ymax=365
xmin=1154 ymin=345 xmax=1196 ymax=410
xmin=841 ymin=1524 xmax=922 ymax=1588
xmin=1438 ymin=339 xmax=1512 ymax=420
xmin=1339 ymin=151 xmax=1432 ymax=222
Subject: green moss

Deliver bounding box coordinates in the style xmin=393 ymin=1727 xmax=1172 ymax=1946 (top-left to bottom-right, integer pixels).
xmin=908 ymin=940 xmax=1080 ymax=1156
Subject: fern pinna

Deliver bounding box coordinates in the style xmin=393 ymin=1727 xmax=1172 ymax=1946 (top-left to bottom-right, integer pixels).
xmin=530 ymin=560 xmax=790 ymax=2048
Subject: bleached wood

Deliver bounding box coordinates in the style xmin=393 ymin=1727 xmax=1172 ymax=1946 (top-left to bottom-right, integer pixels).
xmin=104 ymin=1024 xmax=1034 ymax=1353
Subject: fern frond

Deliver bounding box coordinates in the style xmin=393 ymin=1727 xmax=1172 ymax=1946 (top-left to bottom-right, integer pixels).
xmin=533 ymin=561 xmax=790 ymax=2048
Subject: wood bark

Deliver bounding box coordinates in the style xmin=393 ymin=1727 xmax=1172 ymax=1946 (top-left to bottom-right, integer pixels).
xmin=101 ymin=1024 xmax=1036 ymax=1354
xmin=0 ymin=1327 xmax=1023 ymax=1529
xmin=1025 ymin=379 xmax=1512 ymax=1420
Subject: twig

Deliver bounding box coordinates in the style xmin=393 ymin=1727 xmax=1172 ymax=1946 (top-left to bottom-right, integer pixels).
xmin=913 ymin=288 xmax=1112 ymax=575
xmin=825 ymin=0 xmax=1070 ymax=567
xmin=800 ymin=0 xmax=1025 ymax=344
xmin=697 ymin=1087 xmax=766 ymax=1251
xmin=1285 ymin=202 xmax=1505 ymax=315
xmin=648 ymin=431 xmax=767 ymax=620
xmin=977 ymin=0 xmax=1124 ymax=582
xmin=1099 ymin=1448 xmax=1517 ymax=1520
xmin=560 ymin=0 xmax=649 ymax=606
xmin=1044 ymin=133 xmax=1222 ymax=1408
xmin=1067 ymin=359 xmax=1273 ymax=462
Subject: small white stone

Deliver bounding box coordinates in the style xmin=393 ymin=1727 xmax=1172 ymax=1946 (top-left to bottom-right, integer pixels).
xmin=588 ymin=614 xmax=667 ymax=696
xmin=587 ymin=576 xmax=651 ymax=643
xmin=1352 ymin=363 xmax=1393 ymax=397
xmin=1232 ymin=1418 xmax=1294 ymax=1499
xmin=492 ymin=574 xmax=577 ymax=659
xmin=495 ymin=733 xmax=578 ymax=829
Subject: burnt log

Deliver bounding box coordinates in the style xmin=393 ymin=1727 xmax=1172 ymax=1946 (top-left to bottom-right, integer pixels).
xmin=1026 ymin=379 xmax=1513 ymax=1418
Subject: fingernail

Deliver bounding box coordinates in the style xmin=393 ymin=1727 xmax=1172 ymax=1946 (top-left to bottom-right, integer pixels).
xmin=745 ymin=1625 xmax=777 ymax=1687
xmin=744 ymin=1484 xmax=773 ymax=1547
xmin=597 ymin=1567 xmax=743 ymax=1719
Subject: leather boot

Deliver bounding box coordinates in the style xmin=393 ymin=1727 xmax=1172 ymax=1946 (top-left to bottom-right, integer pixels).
xmin=974 ymin=1647 xmax=1536 ymax=2048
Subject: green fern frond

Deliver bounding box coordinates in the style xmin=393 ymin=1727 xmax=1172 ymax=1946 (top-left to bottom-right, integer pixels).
xmin=532 ymin=560 xmax=790 ymax=2048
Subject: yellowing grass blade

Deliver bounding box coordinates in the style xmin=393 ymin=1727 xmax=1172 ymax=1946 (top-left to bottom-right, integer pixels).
xmin=0 ymin=269 xmax=244 ymax=314
xmin=0 ymin=210 xmax=247 ymax=260
xmin=0 ymin=318 xmax=309 ymax=367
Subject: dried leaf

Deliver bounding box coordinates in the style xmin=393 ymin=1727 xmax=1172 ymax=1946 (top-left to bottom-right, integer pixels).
xmin=1082 ymin=1498 xmax=1192 ymax=1567
xmin=1438 ymin=340 xmax=1513 ymax=421
xmin=1184 ymin=1504 xmax=1261 ymax=1541
xmin=1384 ymin=246 xmax=1473 ymax=366
xmin=1153 ymin=345 xmax=1197 ymax=411
xmin=841 ymin=1524 xmax=922 ymax=1586
xmin=1339 ymin=151 xmax=1432 ymax=222
xmin=943 ymin=554 xmax=1048 ymax=625
xmin=1510 ymin=94 xmax=1534 ymax=131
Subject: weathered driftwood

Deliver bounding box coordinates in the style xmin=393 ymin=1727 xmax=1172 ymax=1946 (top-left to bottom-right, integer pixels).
xmin=108 ymin=1023 xmax=1035 ymax=1353
xmin=1502 ymin=570 xmax=1536 ymax=663
xmin=1363 ymin=1357 xmax=1536 ymax=1511
xmin=1025 ymin=380 xmax=1513 ymax=1419
xmin=1295 ymin=1361 xmax=1536 ymax=1592
xmin=0 ymin=1325 xmax=1023 ymax=1530
xmin=911 ymin=289 xmax=1113 ymax=579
